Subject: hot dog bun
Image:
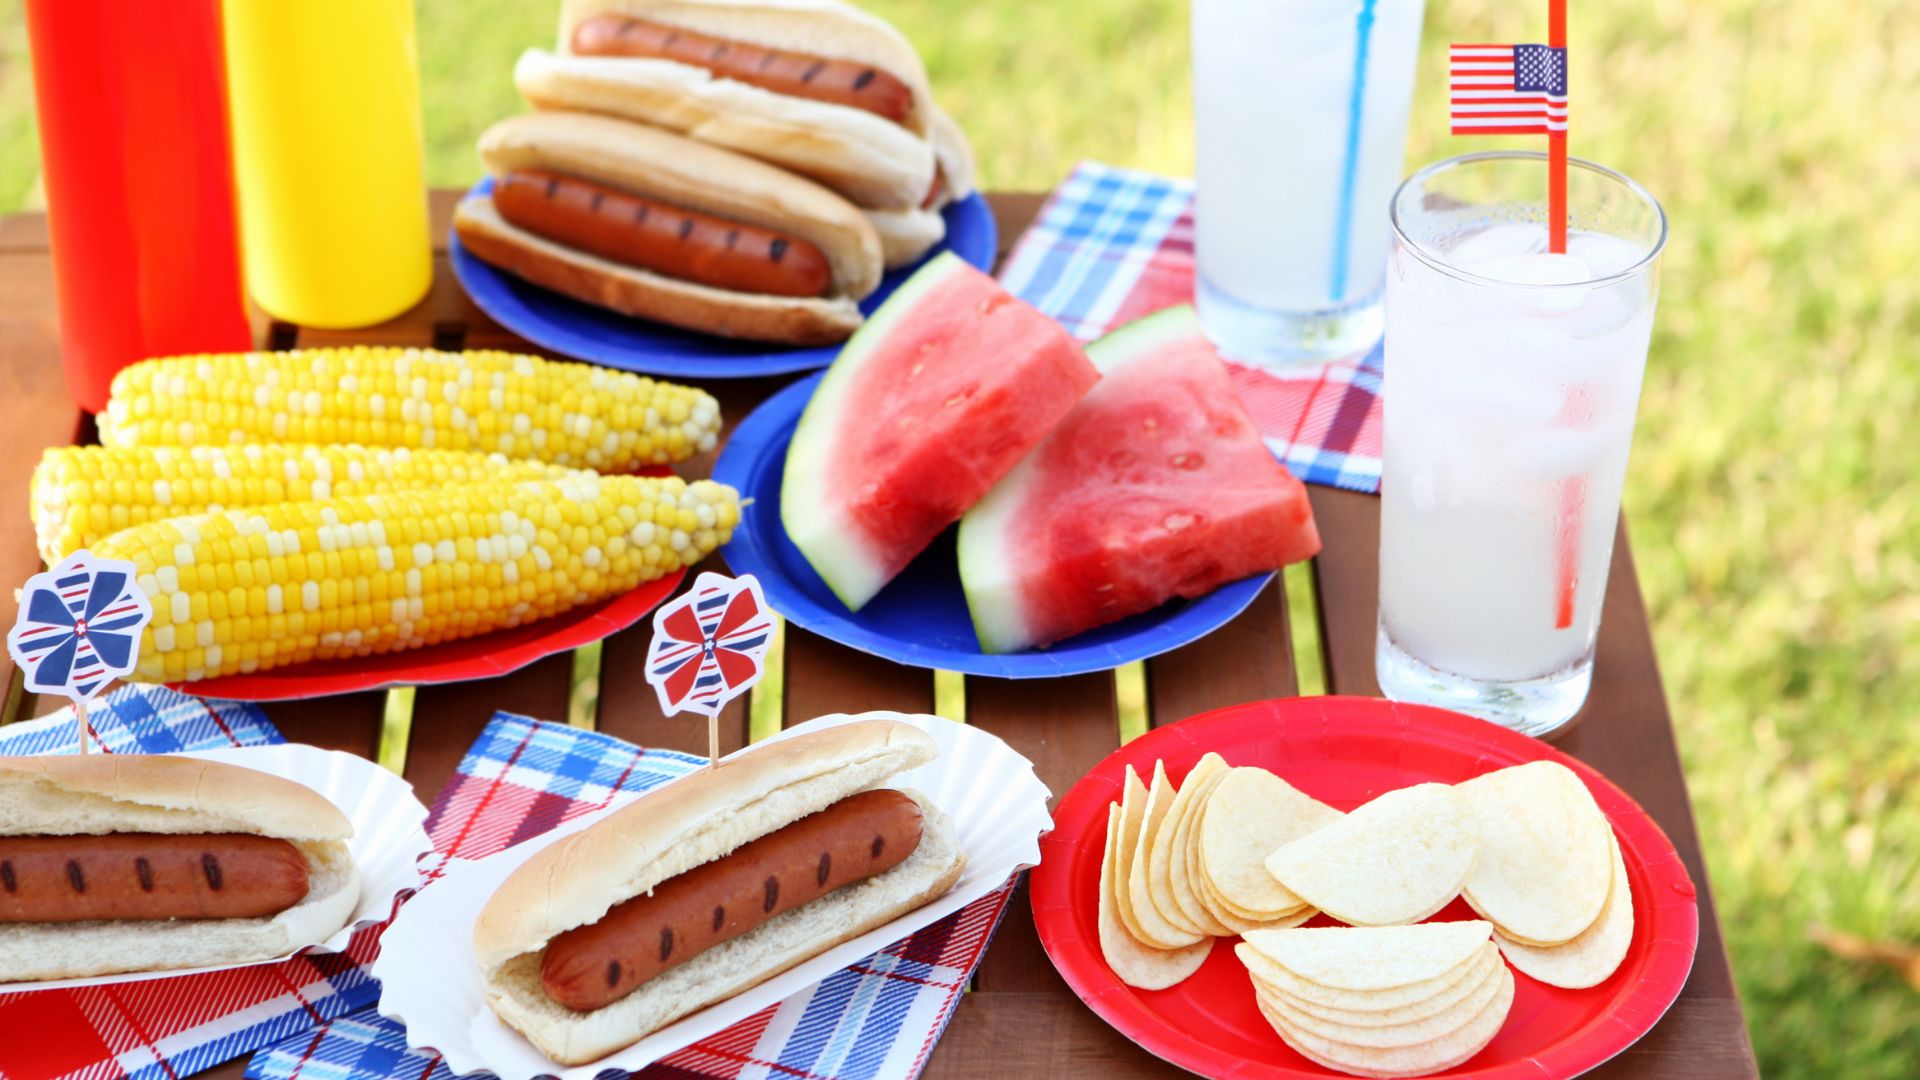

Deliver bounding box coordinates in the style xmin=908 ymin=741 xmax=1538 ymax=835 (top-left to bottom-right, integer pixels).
xmin=458 ymin=112 xmax=882 ymax=344
xmin=474 ymin=718 xmax=965 ymax=1066
xmin=0 ymin=755 xmax=360 ymax=983
xmin=863 ymin=104 xmax=978 ymax=267
xmin=515 ymin=47 xmax=935 ymax=210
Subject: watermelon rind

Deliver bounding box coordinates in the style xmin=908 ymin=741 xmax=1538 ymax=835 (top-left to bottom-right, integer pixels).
xmin=957 ymin=305 xmax=1202 ymax=653
xmin=782 ymin=251 xmax=971 ymax=610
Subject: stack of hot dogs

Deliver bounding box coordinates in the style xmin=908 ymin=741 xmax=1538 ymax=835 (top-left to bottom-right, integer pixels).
xmin=456 ymin=0 xmax=977 ymax=345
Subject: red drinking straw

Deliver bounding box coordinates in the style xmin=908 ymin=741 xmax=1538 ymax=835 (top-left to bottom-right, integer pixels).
xmin=1545 ymin=0 xmax=1583 ymax=630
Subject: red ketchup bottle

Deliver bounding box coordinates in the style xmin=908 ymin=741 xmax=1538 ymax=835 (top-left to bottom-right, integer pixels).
xmin=25 ymin=0 xmax=254 ymax=413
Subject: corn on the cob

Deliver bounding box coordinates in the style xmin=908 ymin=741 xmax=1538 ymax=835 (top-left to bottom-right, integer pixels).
xmin=97 ymin=347 xmax=722 ymax=471
xmin=92 ymin=474 xmax=741 ymax=683
xmin=31 ymin=444 xmax=579 ymax=565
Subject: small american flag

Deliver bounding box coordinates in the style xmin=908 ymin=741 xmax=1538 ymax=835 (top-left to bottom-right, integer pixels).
xmin=1450 ymin=43 xmax=1568 ymax=135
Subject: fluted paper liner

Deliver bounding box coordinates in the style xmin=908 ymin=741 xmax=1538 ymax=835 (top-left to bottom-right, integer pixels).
xmin=373 ymin=711 xmax=1053 ymax=1078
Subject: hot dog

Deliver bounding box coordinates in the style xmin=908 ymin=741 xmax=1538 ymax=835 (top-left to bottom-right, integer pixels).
xmin=0 ymin=833 xmax=310 ymax=923
xmin=493 ymin=169 xmax=832 ymax=299
xmin=540 ymin=789 xmax=922 ymax=1011
xmin=0 ymin=754 xmax=361 ymax=984
xmin=475 ymin=718 xmax=965 ymax=1066
xmin=455 ymin=113 xmax=882 ymax=345
xmin=514 ymin=0 xmax=960 ymax=216
xmin=571 ymin=16 xmax=913 ymax=125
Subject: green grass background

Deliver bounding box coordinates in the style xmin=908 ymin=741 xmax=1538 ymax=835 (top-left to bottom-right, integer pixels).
xmin=1 ymin=0 xmax=1915 ymax=1073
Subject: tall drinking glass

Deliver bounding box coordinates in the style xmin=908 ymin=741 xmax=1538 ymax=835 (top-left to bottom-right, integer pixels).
xmin=1192 ymin=0 xmax=1426 ymax=367
xmin=1377 ymin=152 xmax=1667 ymax=735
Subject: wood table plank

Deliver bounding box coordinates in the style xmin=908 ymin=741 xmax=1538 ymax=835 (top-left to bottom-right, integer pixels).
xmin=405 ymin=653 xmax=575 ymax=796
xmin=1145 ymin=577 xmax=1299 ymax=726
xmin=966 ymin=673 xmax=1118 ymax=994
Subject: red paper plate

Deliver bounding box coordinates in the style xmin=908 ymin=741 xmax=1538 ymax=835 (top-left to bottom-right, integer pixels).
xmin=1030 ymin=696 xmax=1699 ymax=1079
xmin=168 ymin=569 xmax=684 ymax=701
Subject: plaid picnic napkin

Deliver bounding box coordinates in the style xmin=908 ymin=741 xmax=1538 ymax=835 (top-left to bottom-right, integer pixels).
xmin=997 ymin=161 xmax=1386 ymax=493
xmin=248 ymin=713 xmax=1019 ymax=1080
xmin=0 ymin=685 xmax=383 ymax=1080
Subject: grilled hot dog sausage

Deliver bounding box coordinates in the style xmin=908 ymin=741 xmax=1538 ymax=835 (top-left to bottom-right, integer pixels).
xmin=572 ymin=16 xmax=915 ymax=126
xmin=540 ymin=788 xmax=924 ymax=1012
xmin=494 ymin=169 xmax=834 ymax=298
xmin=0 ymin=834 xmax=310 ymax=923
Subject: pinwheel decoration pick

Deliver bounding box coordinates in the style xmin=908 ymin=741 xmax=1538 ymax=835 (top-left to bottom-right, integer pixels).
xmin=646 ymin=572 xmax=773 ymax=763
xmin=7 ymin=550 xmax=152 ymax=752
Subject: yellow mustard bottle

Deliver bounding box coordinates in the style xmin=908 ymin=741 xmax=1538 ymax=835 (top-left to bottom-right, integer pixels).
xmin=222 ymin=0 xmax=432 ymax=328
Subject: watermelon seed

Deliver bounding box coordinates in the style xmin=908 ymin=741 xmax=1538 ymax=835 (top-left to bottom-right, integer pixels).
xmin=1163 ymin=512 xmax=1196 ymax=532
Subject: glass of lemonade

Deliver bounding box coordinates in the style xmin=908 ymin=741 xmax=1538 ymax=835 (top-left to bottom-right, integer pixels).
xmin=1191 ymin=0 xmax=1427 ymax=367
xmin=1377 ymin=152 xmax=1667 ymax=735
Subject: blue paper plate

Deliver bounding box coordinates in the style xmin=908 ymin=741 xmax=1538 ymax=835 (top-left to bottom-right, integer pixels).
xmin=449 ymin=178 xmax=997 ymax=380
xmin=712 ymin=373 xmax=1274 ymax=679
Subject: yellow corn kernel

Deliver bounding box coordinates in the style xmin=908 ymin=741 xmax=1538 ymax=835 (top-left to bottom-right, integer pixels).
xmin=96 ymin=347 xmax=721 ymax=472
xmin=94 ymin=474 xmax=740 ymax=683
xmin=30 ymin=443 xmax=575 ymax=565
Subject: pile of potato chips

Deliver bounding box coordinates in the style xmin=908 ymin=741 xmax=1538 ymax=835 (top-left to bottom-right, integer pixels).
xmin=1095 ymin=754 xmax=1634 ymax=1077
xmin=1238 ymin=921 xmax=1512 ymax=1077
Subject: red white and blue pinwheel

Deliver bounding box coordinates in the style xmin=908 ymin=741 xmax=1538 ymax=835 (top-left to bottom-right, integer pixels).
xmin=645 ymin=572 xmax=773 ymax=719
xmin=7 ymin=550 xmax=152 ymax=706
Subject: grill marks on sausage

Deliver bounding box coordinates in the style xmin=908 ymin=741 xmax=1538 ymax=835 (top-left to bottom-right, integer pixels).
xmin=570 ymin=15 xmax=915 ymax=126
xmin=493 ymin=170 xmax=834 ymax=298
xmin=0 ymin=834 xmax=311 ymax=923
xmin=539 ymin=790 xmax=927 ymax=1012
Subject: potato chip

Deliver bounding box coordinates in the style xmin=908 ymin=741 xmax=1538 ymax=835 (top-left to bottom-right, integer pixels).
xmin=1494 ymin=832 xmax=1634 ymax=988
xmin=1258 ymin=953 xmax=1503 ymax=1049
xmin=1257 ymin=945 xmax=1496 ymax=1029
xmin=1149 ymin=754 xmax=1230 ymax=936
xmin=1165 ymin=759 xmax=1237 ymax=936
xmin=1235 ymin=938 xmax=1496 ymax=1016
xmin=1201 ymin=880 xmax=1315 ymax=936
xmin=1111 ymin=765 xmax=1155 ymax=944
xmin=1241 ymin=921 xmax=1494 ymax=991
xmin=1265 ymin=783 xmax=1477 ymax=927
xmin=1127 ymin=761 xmax=1205 ymax=948
xmin=1099 ymin=802 xmax=1212 ymax=989
xmin=1456 ymin=760 xmax=1613 ymax=946
xmin=1199 ymin=766 xmax=1342 ymax=918
xmin=1255 ymin=965 xmax=1513 ymax=1079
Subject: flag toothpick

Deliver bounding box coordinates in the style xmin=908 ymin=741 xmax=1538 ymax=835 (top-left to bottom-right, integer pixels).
xmin=644 ymin=572 xmax=774 ymax=767
xmin=6 ymin=551 xmax=153 ymax=753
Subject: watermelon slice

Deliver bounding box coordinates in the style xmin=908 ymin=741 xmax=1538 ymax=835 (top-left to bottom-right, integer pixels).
xmin=957 ymin=305 xmax=1321 ymax=653
xmin=782 ymin=252 xmax=1100 ymax=610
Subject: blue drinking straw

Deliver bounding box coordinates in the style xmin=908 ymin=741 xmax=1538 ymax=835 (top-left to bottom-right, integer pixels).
xmin=1330 ymin=0 xmax=1379 ymax=303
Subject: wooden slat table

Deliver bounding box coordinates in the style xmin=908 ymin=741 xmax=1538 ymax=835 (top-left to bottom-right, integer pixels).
xmin=0 ymin=192 xmax=1757 ymax=1079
